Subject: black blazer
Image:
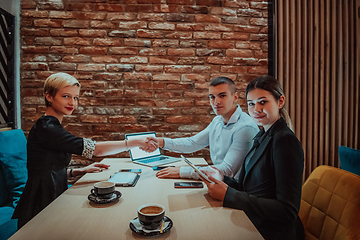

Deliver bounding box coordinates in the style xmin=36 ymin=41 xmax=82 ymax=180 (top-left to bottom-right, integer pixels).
xmin=223 ymin=118 xmax=304 ymax=240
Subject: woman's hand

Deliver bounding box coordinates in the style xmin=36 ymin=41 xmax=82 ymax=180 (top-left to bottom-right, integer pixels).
xmin=201 ymin=168 xmax=228 ymax=201
xmin=82 ymin=163 xmax=110 ymax=173
xmin=156 ymin=167 xmax=181 ymax=178
xmin=136 ymin=138 xmax=159 ymax=152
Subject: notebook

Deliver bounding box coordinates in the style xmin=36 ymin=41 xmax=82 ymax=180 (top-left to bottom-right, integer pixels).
xmin=125 ymin=132 xmax=181 ymax=167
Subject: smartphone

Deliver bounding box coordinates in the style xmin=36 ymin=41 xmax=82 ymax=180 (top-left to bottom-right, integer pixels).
xmin=152 ymin=166 xmax=175 ymax=171
xmin=174 ymin=182 xmax=203 ymax=188
xmin=119 ymin=169 xmax=142 ymax=173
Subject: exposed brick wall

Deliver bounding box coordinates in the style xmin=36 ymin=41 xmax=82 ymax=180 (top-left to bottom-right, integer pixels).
xmin=20 ymin=0 xmax=269 ymax=164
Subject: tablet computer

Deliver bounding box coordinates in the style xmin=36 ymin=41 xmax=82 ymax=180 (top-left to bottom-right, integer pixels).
xmin=181 ymin=155 xmax=214 ymax=184
xmin=108 ymin=172 xmax=140 ymax=187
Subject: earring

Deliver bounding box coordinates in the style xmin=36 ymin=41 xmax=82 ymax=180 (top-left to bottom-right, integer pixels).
xmin=49 ymin=101 xmax=52 ymax=106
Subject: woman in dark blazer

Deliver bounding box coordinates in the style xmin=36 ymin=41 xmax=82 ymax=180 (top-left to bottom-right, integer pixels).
xmin=203 ymin=76 xmax=305 ymax=240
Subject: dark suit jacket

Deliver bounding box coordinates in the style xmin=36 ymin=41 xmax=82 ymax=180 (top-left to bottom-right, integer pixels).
xmin=223 ymin=118 xmax=304 ymax=240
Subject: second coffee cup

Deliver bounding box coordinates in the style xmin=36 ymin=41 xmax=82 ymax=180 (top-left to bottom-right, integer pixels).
xmin=91 ymin=181 xmax=115 ymax=199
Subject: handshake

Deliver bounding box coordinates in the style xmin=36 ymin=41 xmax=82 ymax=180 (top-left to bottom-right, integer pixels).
xmin=138 ymin=136 xmax=164 ymax=153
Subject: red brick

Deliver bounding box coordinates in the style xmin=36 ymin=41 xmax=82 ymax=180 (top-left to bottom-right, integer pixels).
xmin=94 ymin=73 xmax=123 ymax=81
xmin=123 ymin=72 xmax=152 ymax=81
xmin=209 ymin=40 xmax=235 ymax=49
xmin=164 ymin=65 xmax=192 ymax=73
xmin=49 ymin=11 xmax=74 ymax=19
xmin=223 ymin=32 xmax=248 ymax=40
xmin=21 ymin=10 xmax=49 ymax=18
xmin=152 ymin=39 xmax=179 ymax=48
xmin=211 ymin=7 xmax=236 ymax=16
xmin=150 ymin=124 xmax=178 ymax=132
xmin=137 ymin=29 xmax=165 ymax=38
xmin=135 ymin=65 xmax=164 ymax=72
xmin=149 ymin=57 xmax=177 ymax=65
xmin=165 ymin=32 xmax=192 ymax=39
xmin=119 ymin=21 xmax=147 ymax=29
xmin=178 ymin=57 xmax=205 ymax=65
xmin=210 ymin=73 xmax=236 ymax=81
xmin=250 ymin=2 xmax=268 ymax=10
xmin=233 ymin=57 xmax=259 ymax=66
xmin=90 ymin=21 xmax=117 ymax=29
xmin=167 ymin=0 xmax=194 ymax=4
xmin=80 ymin=98 xmax=107 ymax=106
xmin=149 ymin=22 xmax=175 ymax=30
xmin=75 ymin=12 xmax=107 ymax=21
xmin=194 ymin=15 xmax=221 ymax=23
xmin=63 ymin=55 xmax=90 ymax=63
xmin=197 ymin=0 xmax=222 ymax=6
xmin=166 ymin=116 xmax=193 ymax=123
xmin=180 ymin=40 xmax=206 ymax=48
xmin=124 ymin=39 xmax=151 ymax=47
xmin=138 ymin=13 xmax=165 ymax=21
xmin=168 ymin=49 xmax=195 ymax=56
xmin=167 ymin=99 xmax=194 ymax=107
xmin=109 ymin=47 xmax=136 ymax=55
xmin=166 ymin=83 xmax=193 ymax=90
xmin=64 ymin=37 xmax=92 ymax=46
xmin=93 ymin=124 xmax=122 ymax=134
xmin=236 ymin=41 xmax=261 ymax=50
xmin=34 ymin=19 xmax=62 ymax=28
xmin=78 ymin=64 xmax=105 ymax=72
xmin=250 ymin=18 xmax=267 ymax=26
xmin=63 ymin=20 xmax=89 ymax=28
xmin=192 ymin=65 xmax=220 ymax=73
xmin=93 ymin=38 xmax=122 ymax=46
xmin=51 ymin=46 xmax=78 ymax=54
xmin=249 ymin=34 xmax=268 ymax=41
xmin=123 ymin=108 xmax=152 ymax=115
xmin=194 ymin=82 xmax=209 ymax=89
xmin=22 ymin=62 xmax=48 ymax=71
xmin=194 ymin=32 xmax=221 ymax=40
xmin=247 ymin=66 xmax=268 ymax=74
xmin=125 ymin=90 xmax=152 ymax=98
xmin=108 ymin=30 xmax=136 ymax=38
xmin=224 ymin=1 xmax=249 ymax=8
xmin=79 ymin=47 xmax=107 ymax=55
xmin=22 ymin=96 xmax=44 ymax=105
xmin=155 ymin=91 xmax=182 ymax=98
xmin=153 ymin=74 xmax=180 ymax=81
xmin=226 ymin=49 xmax=253 ymax=57
xmin=153 ymin=4 xmax=179 ymax=13
xmin=206 ymin=56 xmax=232 ymax=65
xmin=221 ymin=66 xmax=247 ymax=73
xmin=22 ymin=28 xmax=49 ymax=36
xmin=107 ymin=13 xmax=137 ymax=21
xmin=66 ymin=3 xmax=95 ymax=11
xmin=21 ymin=46 xmax=49 ymax=54
xmin=139 ymin=48 xmax=166 ymax=56
xmin=109 ymin=116 xmax=137 ymax=124
xmin=79 ymin=29 xmax=107 ymax=37
xmin=50 ymin=29 xmax=78 ymax=37
xmin=120 ymin=56 xmax=148 ymax=64
xmin=95 ymin=89 xmax=123 ymax=98
xmin=181 ymin=6 xmax=209 ymax=14
xmin=181 ymin=107 xmax=209 ymax=115
xmin=95 ymin=4 xmax=125 ymax=12
xmin=182 ymin=74 xmax=208 ymax=82
xmin=80 ymin=115 xmax=107 ymax=123
xmin=222 ymin=17 xmax=248 ymax=25
xmin=176 ymin=23 xmax=204 ymax=31
xmin=92 ymin=56 xmax=118 ymax=63
xmin=184 ymin=91 xmax=209 ymax=98
xmin=120 ymin=124 xmax=148 ymax=133
xmin=49 ymin=62 xmax=76 ymax=71
xmin=237 ymin=9 xmax=262 ymax=18
xmin=34 ymin=37 xmax=62 ymax=45
xmin=166 ymin=13 xmax=194 ymax=22
xmin=205 ymin=24 xmax=232 ymax=32
xmin=106 ymin=64 xmax=135 ymax=72
xmin=124 ymin=5 xmax=153 ymax=13
xmin=254 ymin=50 xmax=268 ymax=59
xmin=152 ymin=108 xmax=180 ymax=115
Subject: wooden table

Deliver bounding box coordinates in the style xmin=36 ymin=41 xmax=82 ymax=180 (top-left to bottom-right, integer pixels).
xmin=10 ymin=158 xmax=263 ymax=240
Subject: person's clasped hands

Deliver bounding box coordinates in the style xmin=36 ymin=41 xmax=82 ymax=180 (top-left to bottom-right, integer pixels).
xmin=138 ymin=137 xmax=159 ymax=152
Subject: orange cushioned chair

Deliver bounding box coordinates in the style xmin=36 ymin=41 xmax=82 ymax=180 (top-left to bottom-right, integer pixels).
xmin=299 ymin=165 xmax=360 ymax=240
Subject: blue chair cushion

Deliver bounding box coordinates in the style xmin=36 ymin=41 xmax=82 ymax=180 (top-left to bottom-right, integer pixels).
xmin=339 ymin=146 xmax=360 ymax=176
xmin=0 ymin=129 xmax=28 ymax=208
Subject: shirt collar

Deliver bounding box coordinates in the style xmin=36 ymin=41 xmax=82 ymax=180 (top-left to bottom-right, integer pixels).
xmin=223 ymin=105 xmax=242 ymax=126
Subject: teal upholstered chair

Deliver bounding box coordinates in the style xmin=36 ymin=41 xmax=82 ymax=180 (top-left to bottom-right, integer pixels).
xmin=0 ymin=129 xmax=27 ymax=240
xmin=339 ymin=146 xmax=360 ymax=176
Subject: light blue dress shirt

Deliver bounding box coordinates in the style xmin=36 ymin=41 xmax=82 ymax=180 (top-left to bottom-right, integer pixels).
xmin=163 ymin=105 xmax=259 ymax=179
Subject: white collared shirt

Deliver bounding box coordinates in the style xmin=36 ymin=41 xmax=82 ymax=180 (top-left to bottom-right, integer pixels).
xmin=163 ymin=105 xmax=259 ymax=179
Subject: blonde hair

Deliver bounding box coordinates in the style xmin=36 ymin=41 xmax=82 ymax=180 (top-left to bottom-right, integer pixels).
xmin=44 ymin=72 xmax=80 ymax=107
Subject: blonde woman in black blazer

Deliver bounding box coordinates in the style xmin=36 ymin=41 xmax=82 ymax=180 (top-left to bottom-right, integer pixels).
xmin=203 ymin=76 xmax=305 ymax=240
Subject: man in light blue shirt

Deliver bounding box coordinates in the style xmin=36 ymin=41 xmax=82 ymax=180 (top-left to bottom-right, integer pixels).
xmin=148 ymin=77 xmax=259 ymax=179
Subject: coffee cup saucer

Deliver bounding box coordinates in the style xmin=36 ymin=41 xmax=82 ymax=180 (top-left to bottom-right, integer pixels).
xmin=88 ymin=190 xmax=122 ymax=204
xmin=130 ymin=216 xmax=173 ymax=236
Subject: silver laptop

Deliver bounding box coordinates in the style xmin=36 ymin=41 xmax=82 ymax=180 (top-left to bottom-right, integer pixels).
xmin=125 ymin=132 xmax=180 ymax=167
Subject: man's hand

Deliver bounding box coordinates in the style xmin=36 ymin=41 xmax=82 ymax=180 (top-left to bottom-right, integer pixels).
xmin=138 ymin=138 xmax=159 ymax=152
xmin=156 ymin=167 xmax=181 ymax=179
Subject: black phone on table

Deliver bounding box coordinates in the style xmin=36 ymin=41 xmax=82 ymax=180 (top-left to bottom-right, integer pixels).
xmin=174 ymin=182 xmax=203 ymax=188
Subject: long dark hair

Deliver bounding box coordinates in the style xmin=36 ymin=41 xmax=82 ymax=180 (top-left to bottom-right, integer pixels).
xmin=245 ymin=75 xmax=293 ymax=131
